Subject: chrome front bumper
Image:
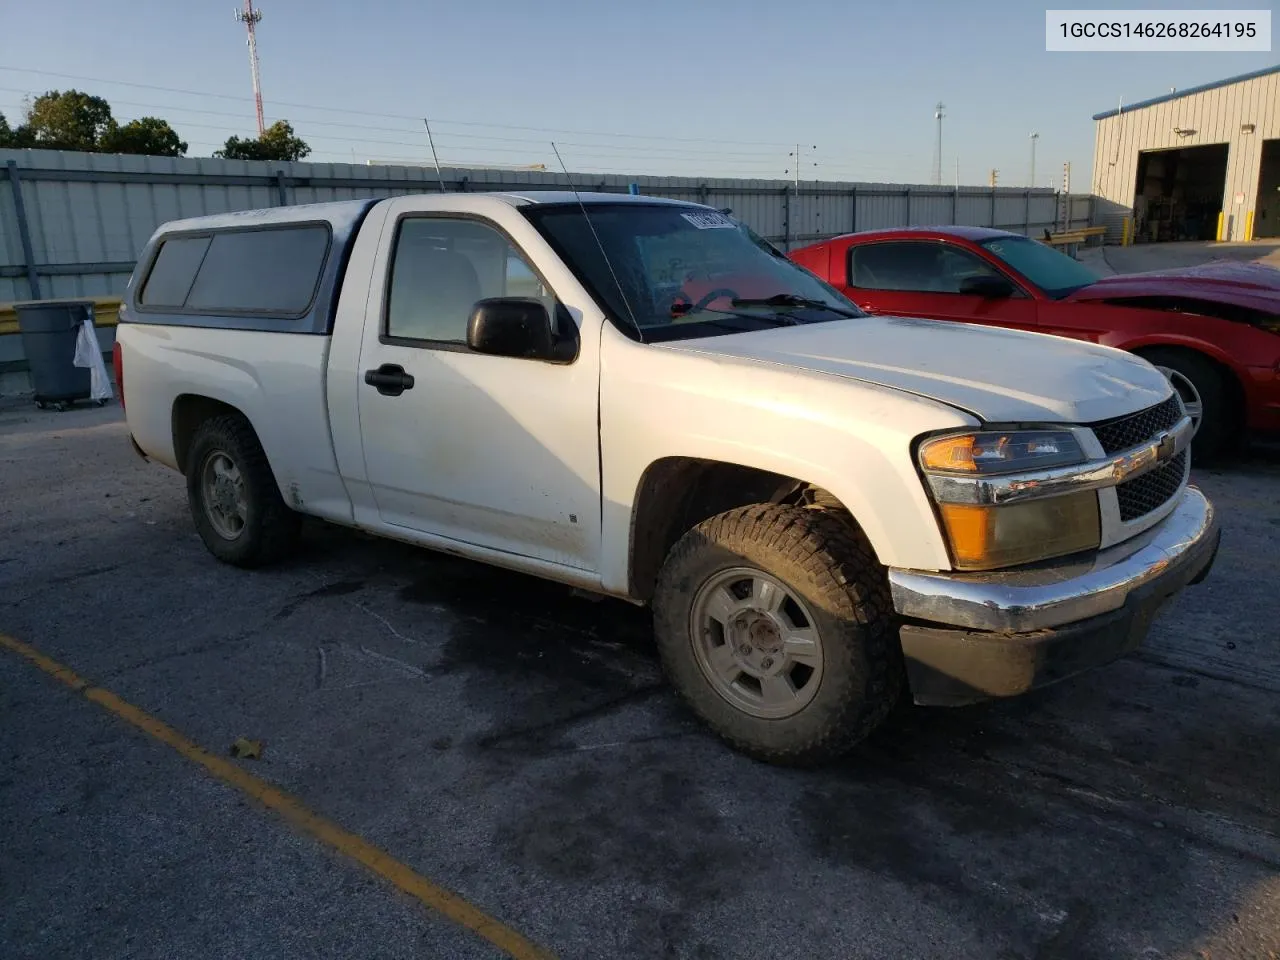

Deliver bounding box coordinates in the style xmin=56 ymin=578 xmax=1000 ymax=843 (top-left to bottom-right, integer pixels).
xmin=889 ymin=486 xmax=1219 ymax=634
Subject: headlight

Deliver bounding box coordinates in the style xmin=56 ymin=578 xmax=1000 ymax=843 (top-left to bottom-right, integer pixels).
xmin=919 ymin=430 xmax=1085 ymax=475
xmin=920 ymin=430 xmax=1100 ymax=571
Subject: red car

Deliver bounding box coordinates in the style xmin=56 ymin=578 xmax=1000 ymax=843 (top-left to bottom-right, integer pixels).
xmin=788 ymin=226 xmax=1280 ymax=459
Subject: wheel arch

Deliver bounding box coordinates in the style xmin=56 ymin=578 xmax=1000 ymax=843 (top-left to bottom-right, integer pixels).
xmin=172 ymin=394 xmax=254 ymax=475
xmin=626 ymin=456 xmax=875 ymax=604
xmin=1126 ymin=340 xmax=1246 ymax=431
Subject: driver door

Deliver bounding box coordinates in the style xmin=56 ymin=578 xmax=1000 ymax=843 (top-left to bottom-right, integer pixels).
xmin=355 ymin=210 xmax=601 ymax=572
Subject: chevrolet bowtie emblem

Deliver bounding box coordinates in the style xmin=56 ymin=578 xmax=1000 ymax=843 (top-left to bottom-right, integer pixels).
xmin=1156 ymin=431 xmax=1176 ymax=462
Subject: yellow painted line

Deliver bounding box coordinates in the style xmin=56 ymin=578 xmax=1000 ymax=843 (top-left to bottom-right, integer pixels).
xmin=0 ymin=632 xmax=557 ymax=960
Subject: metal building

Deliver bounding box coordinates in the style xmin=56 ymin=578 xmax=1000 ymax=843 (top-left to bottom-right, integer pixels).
xmin=1091 ymin=64 xmax=1280 ymax=243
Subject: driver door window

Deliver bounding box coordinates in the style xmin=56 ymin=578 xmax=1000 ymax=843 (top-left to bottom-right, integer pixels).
xmin=386 ymin=217 xmax=552 ymax=343
xmin=845 ymin=240 xmax=1037 ymax=330
xmin=849 ymin=241 xmax=1004 ymax=294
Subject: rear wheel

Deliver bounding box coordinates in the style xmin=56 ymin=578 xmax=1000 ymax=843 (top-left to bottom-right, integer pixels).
xmin=653 ymin=504 xmax=903 ymax=766
xmin=1141 ymin=347 xmax=1237 ymax=462
xmin=186 ymin=414 xmax=300 ymax=567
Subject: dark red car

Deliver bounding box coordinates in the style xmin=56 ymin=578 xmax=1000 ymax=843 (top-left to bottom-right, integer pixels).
xmin=789 ymin=226 xmax=1280 ymax=458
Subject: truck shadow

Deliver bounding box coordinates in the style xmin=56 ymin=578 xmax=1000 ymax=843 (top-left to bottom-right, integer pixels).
xmin=297 ymin=511 xmax=1280 ymax=811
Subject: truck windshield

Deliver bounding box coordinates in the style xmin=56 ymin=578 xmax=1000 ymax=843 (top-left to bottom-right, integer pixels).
xmin=522 ymin=203 xmax=862 ymax=341
xmin=978 ymin=235 xmax=1100 ymax=298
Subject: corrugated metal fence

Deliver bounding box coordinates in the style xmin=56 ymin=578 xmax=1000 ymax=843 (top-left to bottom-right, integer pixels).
xmin=1 ymin=149 xmax=1095 ymax=304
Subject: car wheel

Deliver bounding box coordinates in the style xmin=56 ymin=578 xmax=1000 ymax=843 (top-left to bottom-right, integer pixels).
xmin=653 ymin=504 xmax=903 ymax=766
xmin=186 ymin=414 xmax=300 ymax=567
xmin=1141 ymin=347 xmax=1236 ymax=462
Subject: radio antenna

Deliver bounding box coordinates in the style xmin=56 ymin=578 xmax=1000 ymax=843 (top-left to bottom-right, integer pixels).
xmin=422 ymin=118 xmax=446 ymax=193
xmin=550 ymin=141 xmax=644 ymax=342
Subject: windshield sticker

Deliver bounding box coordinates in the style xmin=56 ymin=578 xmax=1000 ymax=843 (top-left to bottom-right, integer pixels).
xmin=681 ymin=211 xmax=737 ymax=230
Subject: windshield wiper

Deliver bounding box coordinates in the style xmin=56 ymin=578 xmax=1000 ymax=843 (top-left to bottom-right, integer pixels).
xmin=731 ymin=293 xmax=861 ymax=318
xmin=670 ymin=304 xmax=801 ymax=327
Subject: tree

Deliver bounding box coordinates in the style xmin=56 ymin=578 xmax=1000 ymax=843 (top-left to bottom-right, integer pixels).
xmin=23 ymin=89 xmax=115 ymax=151
xmin=0 ymin=111 xmax=34 ymax=149
xmin=215 ymin=120 xmax=310 ymax=162
xmin=101 ymin=117 xmax=187 ymax=157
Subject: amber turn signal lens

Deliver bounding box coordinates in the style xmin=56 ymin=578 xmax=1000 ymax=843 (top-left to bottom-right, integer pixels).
xmin=939 ymin=490 xmax=1102 ymax=571
xmin=920 ymin=434 xmax=982 ymax=472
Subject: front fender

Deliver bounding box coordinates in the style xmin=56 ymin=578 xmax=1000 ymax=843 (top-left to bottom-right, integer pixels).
xmin=1102 ymin=330 xmax=1240 ymax=369
xmin=597 ymin=330 xmax=975 ymax=595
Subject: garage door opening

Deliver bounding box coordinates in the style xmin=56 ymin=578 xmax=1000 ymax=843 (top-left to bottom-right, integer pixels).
xmin=1253 ymin=139 xmax=1280 ymax=239
xmin=1132 ymin=144 xmax=1229 ymax=242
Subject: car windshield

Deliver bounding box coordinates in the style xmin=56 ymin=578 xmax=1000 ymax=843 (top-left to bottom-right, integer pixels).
xmin=978 ymin=235 xmax=1101 ymax=298
xmin=522 ymin=203 xmax=862 ymax=341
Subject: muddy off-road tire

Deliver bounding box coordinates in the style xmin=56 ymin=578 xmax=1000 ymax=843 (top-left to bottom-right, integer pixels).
xmin=653 ymin=504 xmax=903 ymax=766
xmin=186 ymin=414 xmax=300 ymax=568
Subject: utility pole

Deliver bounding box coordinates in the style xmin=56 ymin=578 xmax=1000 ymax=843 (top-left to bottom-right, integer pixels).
xmin=234 ymin=0 xmax=266 ymax=136
xmin=786 ymin=144 xmax=816 ymax=191
xmin=932 ymin=102 xmax=945 ymax=186
xmin=784 ymin=144 xmax=816 ymax=247
xmin=1059 ymin=161 xmax=1072 ymax=231
xmin=1029 ymin=132 xmax=1039 ymax=187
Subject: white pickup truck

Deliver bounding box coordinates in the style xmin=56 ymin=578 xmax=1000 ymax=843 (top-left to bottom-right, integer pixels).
xmin=114 ymin=192 xmax=1220 ymax=764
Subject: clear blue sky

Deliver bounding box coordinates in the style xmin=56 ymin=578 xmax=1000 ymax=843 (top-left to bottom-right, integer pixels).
xmin=0 ymin=0 xmax=1274 ymax=188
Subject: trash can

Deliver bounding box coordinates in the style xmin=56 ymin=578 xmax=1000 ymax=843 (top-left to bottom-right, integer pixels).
xmin=14 ymin=300 xmax=95 ymax=410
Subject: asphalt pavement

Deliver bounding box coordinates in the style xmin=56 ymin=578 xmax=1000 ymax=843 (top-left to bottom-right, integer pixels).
xmin=1 ymin=402 xmax=1278 ymax=960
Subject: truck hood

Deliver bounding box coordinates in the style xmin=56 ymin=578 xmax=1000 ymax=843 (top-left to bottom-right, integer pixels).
xmin=1065 ymin=259 xmax=1280 ymax=314
xmin=663 ymin=314 xmax=1171 ymax=424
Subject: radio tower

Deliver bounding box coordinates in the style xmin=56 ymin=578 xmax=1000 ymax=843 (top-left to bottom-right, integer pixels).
xmin=932 ymin=102 xmax=945 ymax=186
xmin=234 ymin=1 xmax=265 ymax=136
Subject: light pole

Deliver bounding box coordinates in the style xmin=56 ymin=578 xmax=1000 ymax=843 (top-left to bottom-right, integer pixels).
xmin=933 ymin=102 xmax=945 ymax=186
xmin=786 ymin=145 xmax=817 ymax=245
xmin=1029 ymin=132 xmax=1040 ymax=188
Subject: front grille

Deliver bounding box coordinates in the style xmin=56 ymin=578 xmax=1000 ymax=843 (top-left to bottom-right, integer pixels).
xmin=1091 ymin=394 xmax=1184 ymax=455
xmin=1116 ymin=451 xmax=1187 ymax=521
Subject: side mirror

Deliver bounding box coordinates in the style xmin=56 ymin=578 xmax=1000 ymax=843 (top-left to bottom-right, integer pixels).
xmin=466 ymin=298 xmax=562 ymax=361
xmin=958 ymin=275 xmax=1015 ymax=298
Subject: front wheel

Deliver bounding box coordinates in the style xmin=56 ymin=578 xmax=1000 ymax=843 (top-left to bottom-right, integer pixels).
xmin=1141 ymin=347 xmax=1237 ymax=462
xmin=653 ymin=504 xmax=903 ymax=766
xmin=186 ymin=414 xmax=300 ymax=568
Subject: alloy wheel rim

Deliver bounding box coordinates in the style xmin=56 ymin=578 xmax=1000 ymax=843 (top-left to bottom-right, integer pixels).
xmin=1155 ymin=366 xmax=1203 ymax=437
xmin=689 ymin=567 xmax=824 ymax=719
xmin=201 ymin=451 xmax=247 ymax=540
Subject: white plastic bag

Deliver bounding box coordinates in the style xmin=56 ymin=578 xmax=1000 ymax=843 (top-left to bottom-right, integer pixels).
xmin=73 ymin=310 xmax=114 ymax=403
